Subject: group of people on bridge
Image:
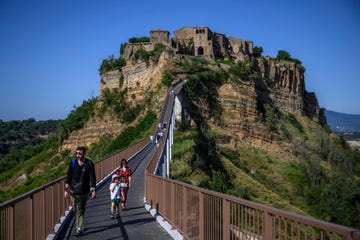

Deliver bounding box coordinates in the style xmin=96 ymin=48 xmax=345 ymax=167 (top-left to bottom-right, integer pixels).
xmin=150 ymin=121 xmax=166 ymax=146
xmin=64 ymin=146 xmax=132 ymax=236
xmin=109 ymin=158 xmax=132 ymax=219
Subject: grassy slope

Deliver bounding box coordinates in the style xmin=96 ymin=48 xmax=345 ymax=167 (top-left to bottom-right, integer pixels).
xmin=170 ymin=128 xmax=308 ymax=215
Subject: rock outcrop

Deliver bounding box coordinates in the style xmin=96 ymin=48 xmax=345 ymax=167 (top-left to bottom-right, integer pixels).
xmin=61 ymin=114 xmax=123 ymax=151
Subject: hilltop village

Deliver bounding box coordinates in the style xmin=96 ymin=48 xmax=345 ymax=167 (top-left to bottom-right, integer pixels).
xmin=149 ymin=26 xmax=254 ymax=60
xmin=120 ymin=26 xmax=254 ymax=63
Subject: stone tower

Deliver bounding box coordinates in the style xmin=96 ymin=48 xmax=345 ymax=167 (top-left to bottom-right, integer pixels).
xmin=150 ymin=28 xmax=171 ymax=46
xmin=174 ymin=26 xmax=217 ymax=57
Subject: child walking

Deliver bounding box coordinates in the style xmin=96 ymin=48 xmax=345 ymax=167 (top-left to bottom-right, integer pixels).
xmin=109 ymin=174 xmax=121 ymax=219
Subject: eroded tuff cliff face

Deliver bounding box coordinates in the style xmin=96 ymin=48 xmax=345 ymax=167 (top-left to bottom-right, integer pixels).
xmin=257 ymin=58 xmax=305 ymax=112
xmin=210 ymin=56 xmax=325 ymax=150
xmin=61 ymin=114 xmax=123 ymax=150
xmin=255 ymin=57 xmax=325 ymax=124
xmin=216 ymin=80 xmax=277 ymax=149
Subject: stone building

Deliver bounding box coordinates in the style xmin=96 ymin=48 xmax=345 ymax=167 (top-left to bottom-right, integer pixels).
xmin=146 ymin=26 xmax=254 ymax=60
xmin=174 ymin=26 xmax=220 ymax=58
xmin=150 ymin=28 xmax=171 ymax=46
xmin=171 ymin=26 xmax=253 ymax=59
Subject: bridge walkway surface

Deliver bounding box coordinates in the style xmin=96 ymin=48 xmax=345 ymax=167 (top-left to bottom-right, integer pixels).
xmin=57 ymin=142 xmax=173 ymax=240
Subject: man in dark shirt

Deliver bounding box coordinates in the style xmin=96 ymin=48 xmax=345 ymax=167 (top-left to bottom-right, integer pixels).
xmin=64 ymin=146 xmax=96 ymax=236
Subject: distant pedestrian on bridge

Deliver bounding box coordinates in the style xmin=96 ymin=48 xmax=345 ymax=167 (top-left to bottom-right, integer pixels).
xmin=116 ymin=158 xmax=132 ymax=210
xmin=64 ymin=146 xmax=96 ymax=236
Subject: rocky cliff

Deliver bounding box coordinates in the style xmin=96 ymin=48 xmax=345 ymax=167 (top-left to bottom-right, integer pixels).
xmin=61 ymin=26 xmax=326 ymax=151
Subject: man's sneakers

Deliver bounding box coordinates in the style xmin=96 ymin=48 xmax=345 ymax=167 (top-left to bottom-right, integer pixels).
xmin=110 ymin=213 xmax=120 ymax=219
xmin=75 ymin=228 xmax=83 ymax=236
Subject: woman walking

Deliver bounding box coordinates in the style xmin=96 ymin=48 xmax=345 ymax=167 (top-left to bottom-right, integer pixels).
xmin=116 ymin=158 xmax=132 ymax=209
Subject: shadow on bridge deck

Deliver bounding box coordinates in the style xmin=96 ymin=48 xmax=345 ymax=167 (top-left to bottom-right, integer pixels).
xmin=57 ymin=143 xmax=173 ymax=240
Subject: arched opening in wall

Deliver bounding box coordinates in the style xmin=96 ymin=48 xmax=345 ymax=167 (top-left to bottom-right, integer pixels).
xmin=197 ymin=46 xmax=204 ymax=56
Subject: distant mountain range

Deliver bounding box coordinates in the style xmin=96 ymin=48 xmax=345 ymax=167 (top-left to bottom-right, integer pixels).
xmin=325 ymin=110 xmax=360 ymax=132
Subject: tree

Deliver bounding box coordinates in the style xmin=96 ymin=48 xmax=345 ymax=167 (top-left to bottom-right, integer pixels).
xmin=276 ymin=50 xmax=291 ymax=61
xmin=253 ymin=46 xmax=263 ymax=57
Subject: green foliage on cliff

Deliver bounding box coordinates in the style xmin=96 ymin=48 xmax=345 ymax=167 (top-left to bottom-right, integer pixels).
xmin=182 ymin=57 xmax=208 ymax=73
xmin=129 ymin=37 xmax=150 ymax=43
xmin=228 ymin=59 xmax=257 ymax=81
xmin=276 ymin=50 xmax=304 ymax=70
xmin=99 ymin=88 xmax=144 ymax=123
xmin=182 ymin=58 xmax=228 ymax=122
xmin=99 ymin=54 xmax=126 ymax=74
xmin=134 ymin=48 xmax=150 ymax=62
xmin=253 ymin=46 xmax=263 ymax=57
xmin=170 ymin=126 xmax=232 ymax=192
xmin=120 ymin=43 xmax=127 ymax=55
xmin=162 ymin=70 xmax=175 ymax=87
xmin=99 ymin=111 xmax=156 ymax=157
xmin=86 ymin=110 xmax=156 ymax=160
xmin=59 ymin=98 xmax=97 ymax=143
xmin=264 ymin=103 xmax=279 ymax=132
xmin=134 ymin=43 xmax=167 ymax=64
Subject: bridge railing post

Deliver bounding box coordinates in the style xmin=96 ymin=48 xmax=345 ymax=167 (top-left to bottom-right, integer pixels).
xmin=263 ymin=210 xmax=273 ymax=240
xmin=199 ymin=192 xmax=204 ymax=240
xmin=222 ymin=198 xmax=230 ymax=240
xmin=352 ymin=231 xmax=360 ymax=240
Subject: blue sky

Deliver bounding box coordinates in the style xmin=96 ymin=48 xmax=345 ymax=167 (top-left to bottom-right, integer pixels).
xmin=0 ymin=0 xmax=359 ymax=121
